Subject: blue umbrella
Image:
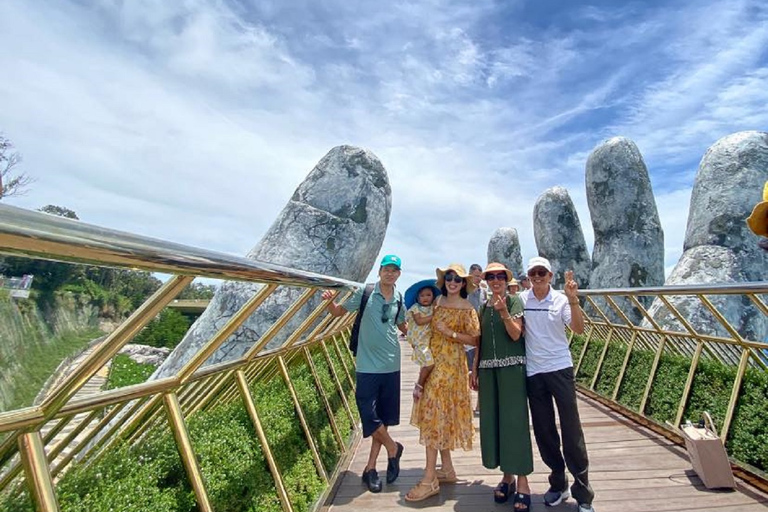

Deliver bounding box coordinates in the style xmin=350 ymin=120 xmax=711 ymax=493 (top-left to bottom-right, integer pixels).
xmin=404 ymin=279 xmax=441 ymax=309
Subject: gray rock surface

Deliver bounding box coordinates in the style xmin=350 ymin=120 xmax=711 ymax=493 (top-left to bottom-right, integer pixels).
xmin=154 ymin=145 xmax=391 ymax=378
xmin=586 ymin=137 xmax=665 ymax=324
xmin=119 ymin=344 xmax=171 ymax=367
xmin=648 ymin=131 xmax=768 ymax=344
xmin=487 ymin=228 xmax=523 ymax=275
xmin=533 ymin=186 xmax=591 ymax=289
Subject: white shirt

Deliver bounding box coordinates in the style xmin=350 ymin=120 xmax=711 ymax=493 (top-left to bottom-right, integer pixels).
xmin=520 ymin=287 xmax=573 ymax=377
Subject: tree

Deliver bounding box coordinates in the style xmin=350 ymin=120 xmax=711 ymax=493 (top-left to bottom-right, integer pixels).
xmin=0 ymin=135 xmax=34 ymax=199
xmin=39 ymin=204 xmax=78 ymax=219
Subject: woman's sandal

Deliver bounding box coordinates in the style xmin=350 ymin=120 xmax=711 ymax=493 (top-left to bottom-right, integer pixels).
xmin=513 ymin=492 xmax=531 ymax=512
xmin=493 ymin=481 xmax=512 ymax=503
xmin=404 ymin=478 xmax=440 ymax=502
xmin=435 ymin=467 xmax=458 ymax=483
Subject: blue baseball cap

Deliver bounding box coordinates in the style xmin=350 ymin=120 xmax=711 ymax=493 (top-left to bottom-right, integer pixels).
xmin=380 ymin=254 xmax=402 ymax=269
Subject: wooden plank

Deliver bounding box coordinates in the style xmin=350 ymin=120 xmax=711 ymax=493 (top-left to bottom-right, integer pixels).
xmin=322 ymin=338 xmax=768 ymax=512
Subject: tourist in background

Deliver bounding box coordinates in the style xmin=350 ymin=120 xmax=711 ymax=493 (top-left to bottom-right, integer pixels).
xmin=406 ymin=263 xmax=480 ymax=501
xmin=471 ymin=262 xmax=532 ymax=511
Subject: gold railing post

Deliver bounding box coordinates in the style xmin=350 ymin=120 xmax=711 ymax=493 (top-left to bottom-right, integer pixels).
xmin=277 ymin=356 xmax=328 ymax=481
xmin=320 ymin=341 xmax=355 ymax=424
xmin=163 ymin=392 xmax=212 ymax=512
xmin=721 ymin=349 xmax=751 ymax=441
xmin=639 ymin=334 xmax=668 ymax=414
xmin=573 ymin=325 xmax=596 ymax=376
xmin=18 ymin=431 xmax=59 ymax=512
xmin=611 ymin=330 xmax=638 ymax=401
xmin=330 ymin=335 xmax=355 ymax=389
xmin=303 ymin=347 xmax=344 ymax=447
xmin=235 ymin=371 xmax=294 ymax=512
xmin=674 ymin=341 xmax=704 ymax=428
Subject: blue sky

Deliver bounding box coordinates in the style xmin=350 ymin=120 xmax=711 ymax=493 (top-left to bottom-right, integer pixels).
xmin=1 ymin=0 xmax=767 ymax=287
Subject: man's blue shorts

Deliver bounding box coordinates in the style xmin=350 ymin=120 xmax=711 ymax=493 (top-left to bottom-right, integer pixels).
xmin=355 ymin=371 xmax=401 ymax=438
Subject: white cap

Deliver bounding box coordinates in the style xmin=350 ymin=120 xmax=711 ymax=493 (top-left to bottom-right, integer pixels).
xmin=526 ymin=256 xmax=552 ymax=273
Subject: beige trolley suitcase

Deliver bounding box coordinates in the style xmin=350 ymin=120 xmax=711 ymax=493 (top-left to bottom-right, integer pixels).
xmin=679 ymin=412 xmax=735 ymax=489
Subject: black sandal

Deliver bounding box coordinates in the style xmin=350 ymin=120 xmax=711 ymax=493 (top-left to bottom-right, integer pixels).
xmin=513 ymin=492 xmax=531 ymax=512
xmin=493 ymin=481 xmax=511 ymax=503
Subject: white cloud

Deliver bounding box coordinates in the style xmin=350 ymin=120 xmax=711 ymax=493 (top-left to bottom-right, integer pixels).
xmin=0 ymin=0 xmax=766 ymax=289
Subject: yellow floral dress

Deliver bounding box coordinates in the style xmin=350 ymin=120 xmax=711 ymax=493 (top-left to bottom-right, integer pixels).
xmin=411 ymin=306 xmax=480 ymax=450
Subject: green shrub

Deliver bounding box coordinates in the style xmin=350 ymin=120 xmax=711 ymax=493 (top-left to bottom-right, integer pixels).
xmin=593 ymin=340 xmax=628 ymax=397
xmin=644 ymin=353 xmax=690 ymax=423
xmin=106 ymin=354 xmax=157 ymax=389
xmin=288 ymin=358 xmax=342 ymax=472
xmin=133 ymin=310 xmax=191 ymax=349
xmin=728 ymin=367 xmax=768 ymax=470
xmin=615 ymin=349 xmax=653 ymax=411
xmin=251 ymin=372 xmax=324 ymax=512
xmin=575 ymin=339 xmax=604 ymax=386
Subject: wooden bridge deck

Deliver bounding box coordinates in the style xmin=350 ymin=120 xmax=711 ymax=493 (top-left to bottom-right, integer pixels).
xmin=323 ymin=339 xmax=768 ymax=512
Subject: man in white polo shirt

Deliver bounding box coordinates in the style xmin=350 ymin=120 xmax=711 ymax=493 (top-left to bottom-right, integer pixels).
xmin=519 ymin=256 xmax=595 ymax=512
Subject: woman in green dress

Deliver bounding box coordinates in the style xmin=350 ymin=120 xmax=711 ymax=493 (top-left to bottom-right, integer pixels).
xmin=471 ymin=262 xmax=533 ymax=512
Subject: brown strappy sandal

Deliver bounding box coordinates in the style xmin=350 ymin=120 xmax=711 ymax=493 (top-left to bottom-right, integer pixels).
xmin=404 ymin=478 xmax=440 ymax=502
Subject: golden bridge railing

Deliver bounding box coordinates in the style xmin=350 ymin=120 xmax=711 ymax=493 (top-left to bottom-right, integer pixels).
xmin=0 ymin=204 xmax=362 ymax=512
xmin=573 ymin=281 xmax=768 ymax=489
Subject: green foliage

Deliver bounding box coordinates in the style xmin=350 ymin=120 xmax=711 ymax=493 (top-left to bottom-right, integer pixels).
xmin=3 ymin=328 xmax=102 ymax=410
xmin=575 ymin=339 xmax=604 ymax=386
xmin=106 ymin=354 xmax=157 ymax=389
xmin=133 ymin=309 xmax=191 ymax=349
xmin=574 ymin=339 xmax=768 ymax=473
xmin=251 ymin=372 xmax=325 ymax=512
xmin=187 ymin=402 xmax=280 ymax=512
xmin=178 ymin=282 xmax=217 ymax=300
xmin=0 ymin=346 xmax=359 ymax=512
xmin=645 ymin=354 xmax=689 ymax=423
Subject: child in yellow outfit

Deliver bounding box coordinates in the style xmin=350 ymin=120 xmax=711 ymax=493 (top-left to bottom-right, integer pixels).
xmin=405 ymin=280 xmax=440 ymax=400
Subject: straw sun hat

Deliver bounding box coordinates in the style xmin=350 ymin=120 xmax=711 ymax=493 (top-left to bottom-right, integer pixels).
xmin=435 ymin=263 xmax=477 ymax=294
xmin=481 ymin=262 xmax=514 ymax=282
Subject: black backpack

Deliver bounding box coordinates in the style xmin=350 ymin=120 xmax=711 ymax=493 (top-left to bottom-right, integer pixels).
xmin=349 ymin=284 xmax=403 ymax=356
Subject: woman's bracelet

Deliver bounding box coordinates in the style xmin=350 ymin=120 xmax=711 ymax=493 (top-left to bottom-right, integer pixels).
xmin=569 ymin=301 xmax=579 ymax=306
xmin=414 ymin=383 xmax=423 ymax=389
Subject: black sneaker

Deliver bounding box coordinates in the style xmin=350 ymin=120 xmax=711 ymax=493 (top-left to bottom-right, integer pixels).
xmin=362 ymin=468 xmax=382 ymax=493
xmin=386 ymin=442 xmax=404 ymax=483
xmin=543 ymin=487 xmax=570 ymax=507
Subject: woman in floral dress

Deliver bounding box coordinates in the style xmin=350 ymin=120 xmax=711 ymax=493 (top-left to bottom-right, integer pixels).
xmin=406 ymin=263 xmax=480 ymax=502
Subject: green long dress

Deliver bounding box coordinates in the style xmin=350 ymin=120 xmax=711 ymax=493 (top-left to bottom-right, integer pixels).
xmin=477 ymin=294 xmax=534 ymax=475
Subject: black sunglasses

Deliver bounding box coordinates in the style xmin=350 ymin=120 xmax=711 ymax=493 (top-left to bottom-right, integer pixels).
xmin=444 ymin=273 xmax=464 ymax=284
xmin=528 ymin=269 xmax=549 ymax=277
xmin=485 ymin=272 xmax=507 ymax=281
xmin=381 ymin=303 xmax=390 ymax=323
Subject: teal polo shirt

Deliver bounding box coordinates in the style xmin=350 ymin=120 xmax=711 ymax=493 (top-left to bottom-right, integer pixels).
xmin=343 ymin=282 xmax=406 ymax=374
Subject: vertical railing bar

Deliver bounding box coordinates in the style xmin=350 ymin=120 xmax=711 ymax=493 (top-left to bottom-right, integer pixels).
xmin=235 ymin=370 xmax=294 ymax=512
xmin=320 ymin=341 xmax=355 ymax=425
xmin=163 ymin=392 xmax=213 ymax=512
xmin=573 ymin=324 xmax=596 ymax=376
xmin=612 ymin=330 xmax=638 ymax=401
xmin=329 ymin=335 xmax=355 ymax=390
xmin=590 ymin=328 xmax=613 ymax=391
xmin=721 ymin=349 xmax=751 ymax=441
xmin=277 ymin=356 xmax=328 ymax=482
xmin=303 ymin=347 xmax=344 ymax=448
xmin=18 ymin=432 xmax=59 ymax=512
xmin=639 ymin=334 xmax=668 ymax=414
xmin=674 ymin=340 xmax=704 ymax=428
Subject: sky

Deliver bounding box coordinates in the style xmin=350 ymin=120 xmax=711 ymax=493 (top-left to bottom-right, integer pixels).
xmin=1 ymin=0 xmax=767 ymax=288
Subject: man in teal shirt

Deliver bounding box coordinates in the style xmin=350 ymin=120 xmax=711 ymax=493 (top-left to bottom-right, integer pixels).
xmin=322 ymin=254 xmax=408 ymax=493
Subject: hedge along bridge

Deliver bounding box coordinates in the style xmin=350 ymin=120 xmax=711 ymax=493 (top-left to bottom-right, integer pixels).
xmin=0 ymin=203 xmax=765 ymax=512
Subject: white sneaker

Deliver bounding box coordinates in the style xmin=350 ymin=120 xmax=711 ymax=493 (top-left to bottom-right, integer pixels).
xmin=578 ymin=503 xmax=595 ymax=512
xmin=543 ymin=488 xmax=570 ymax=507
